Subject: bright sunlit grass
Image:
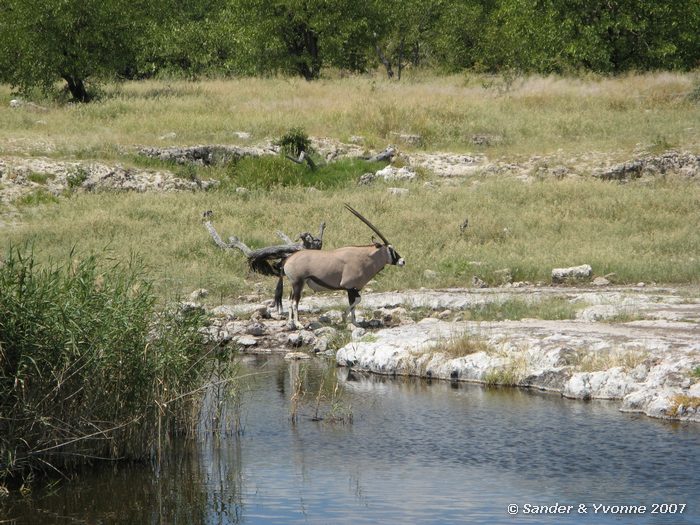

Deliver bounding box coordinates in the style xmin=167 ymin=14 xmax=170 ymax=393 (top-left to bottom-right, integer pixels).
xmin=1 ymin=72 xmax=698 ymax=158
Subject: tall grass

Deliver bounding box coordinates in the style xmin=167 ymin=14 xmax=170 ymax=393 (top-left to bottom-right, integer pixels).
xmin=0 ymin=248 xmax=208 ymax=484
xmin=2 ymin=175 xmax=697 ymax=302
xmin=1 ymin=72 xmax=698 ymax=158
xmin=225 ymin=156 xmax=383 ymax=190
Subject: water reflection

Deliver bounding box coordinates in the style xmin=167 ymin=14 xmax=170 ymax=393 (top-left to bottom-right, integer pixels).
xmin=3 ymin=356 xmax=699 ymax=525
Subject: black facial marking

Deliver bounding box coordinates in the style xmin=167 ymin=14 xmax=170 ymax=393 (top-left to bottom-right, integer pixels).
xmin=388 ymin=246 xmax=402 ymax=265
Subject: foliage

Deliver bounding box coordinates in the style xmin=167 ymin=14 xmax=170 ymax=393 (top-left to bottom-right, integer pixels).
xmin=480 ymin=0 xmax=700 ymax=73
xmin=232 ymin=0 xmax=376 ymax=79
xmin=0 ymin=248 xmax=208 ymax=483
xmin=275 ymin=127 xmax=314 ymax=158
xmin=1 ymin=0 xmax=696 ymax=99
xmin=136 ymin=0 xmax=240 ymax=78
xmin=0 ymin=0 xmax=147 ymax=101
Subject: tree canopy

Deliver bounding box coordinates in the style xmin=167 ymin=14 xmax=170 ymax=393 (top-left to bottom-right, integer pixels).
xmin=1 ymin=0 xmax=697 ymax=101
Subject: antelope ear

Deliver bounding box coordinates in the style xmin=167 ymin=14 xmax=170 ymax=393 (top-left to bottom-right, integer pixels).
xmin=373 ymin=242 xmax=382 ymax=248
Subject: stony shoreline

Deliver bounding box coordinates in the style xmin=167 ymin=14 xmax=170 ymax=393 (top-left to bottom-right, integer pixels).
xmin=196 ymin=285 xmax=700 ymax=423
xmin=3 ymin=137 xmax=698 ymax=421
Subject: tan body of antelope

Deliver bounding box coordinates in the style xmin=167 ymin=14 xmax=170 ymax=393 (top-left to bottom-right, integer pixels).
xmin=283 ymin=204 xmax=404 ymax=329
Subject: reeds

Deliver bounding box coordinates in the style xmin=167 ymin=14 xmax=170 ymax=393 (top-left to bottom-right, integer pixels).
xmin=0 ymin=247 xmax=208 ymax=484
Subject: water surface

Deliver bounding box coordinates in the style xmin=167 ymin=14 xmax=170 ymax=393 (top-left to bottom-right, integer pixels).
xmin=4 ymin=356 xmax=699 ymax=524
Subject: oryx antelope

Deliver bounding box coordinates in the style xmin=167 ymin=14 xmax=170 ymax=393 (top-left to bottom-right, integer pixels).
xmin=283 ymin=204 xmax=405 ymax=329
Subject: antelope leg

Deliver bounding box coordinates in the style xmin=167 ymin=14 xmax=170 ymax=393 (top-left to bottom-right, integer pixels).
xmin=346 ymin=288 xmax=361 ymax=325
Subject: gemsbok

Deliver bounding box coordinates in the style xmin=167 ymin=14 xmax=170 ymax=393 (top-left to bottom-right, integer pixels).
xmin=283 ymin=204 xmax=405 ymax=329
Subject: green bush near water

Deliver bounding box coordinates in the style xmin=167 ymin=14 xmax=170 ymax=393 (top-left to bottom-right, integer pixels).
xmin=0 ymin=248 xmax=208 ymax=484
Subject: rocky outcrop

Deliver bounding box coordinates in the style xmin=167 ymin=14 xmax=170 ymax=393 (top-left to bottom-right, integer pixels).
xmin=0 ymin=156 xmax=218 ymax=208
xmin=335 ymin=314 xmax=700 ymax=422
xmin=595 ymin=151 xmax=700 ymax=181
xmin=359 ymin=165 xmax=417 ymax=185
xmin=138 ymin=144 xmax=276 ymax=165
xmin=193 ymin=285 xmax=699 ymax=422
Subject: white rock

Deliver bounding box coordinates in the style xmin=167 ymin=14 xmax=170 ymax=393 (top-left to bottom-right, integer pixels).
xmin=284 ymin=351 xmax=311 ymax=360
xmin=311 ymin=336 xmax=328 ymax=353
xmin=314 ymin=326 xmax=339 ymax=338
xmin=552 ymin=264 xmax=592 ymax=283
xmin=352 ymin=327 xmax=367 ymax=339
xmin=245 ymin=322 xmax=267 ymax=336
xmin=189 ymin=288 xmax=209 ymax=301
xmin=288 ymin=330 xmax=316 ymax=347
xmin=375 ymin=165 xmax=417 ymax=181
xmin=576 ymin=305 xmax=619 ymax=322
xmin=319 ymin=310 xmax=344 ymax=324
xmin=210 ymin=305 xmax=238 ymax=319
xmin=235 ymin=335 xmax=258 ymax=347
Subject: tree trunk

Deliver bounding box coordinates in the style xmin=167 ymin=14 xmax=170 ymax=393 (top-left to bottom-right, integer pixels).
xmin=62 ymin=75 xmax=91 ymax=102
xmin=304 ymin=29 xmax=321 ymax=80
xmin=375 ymin=44 xmax=394 ymax=79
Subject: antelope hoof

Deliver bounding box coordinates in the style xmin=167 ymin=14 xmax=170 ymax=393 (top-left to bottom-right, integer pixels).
xmin=287 ymin=320 xmax=304 ymax=331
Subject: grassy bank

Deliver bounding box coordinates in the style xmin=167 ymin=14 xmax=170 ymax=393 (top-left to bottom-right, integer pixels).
xmin=1 ymin=73 xmax=699 ymax=299
xmin=0 ymin=249 xmax=212 ymax=485
xmin=2 ymin=175 xmax=698 ymax=302
xmin=1 ymin=72 xmax=698 ymax=158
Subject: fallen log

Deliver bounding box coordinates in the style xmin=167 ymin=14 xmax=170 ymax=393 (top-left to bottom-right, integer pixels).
xmin=366 ymin=146 xmax=396 ymax=163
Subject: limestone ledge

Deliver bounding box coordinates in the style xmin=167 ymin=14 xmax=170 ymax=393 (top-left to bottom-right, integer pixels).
xmin=335 ymin=317 xmax=700 ymax=423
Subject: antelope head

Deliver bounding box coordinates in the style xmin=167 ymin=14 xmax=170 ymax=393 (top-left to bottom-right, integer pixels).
xmin=344 ymin=203 xmax=405 ymax=266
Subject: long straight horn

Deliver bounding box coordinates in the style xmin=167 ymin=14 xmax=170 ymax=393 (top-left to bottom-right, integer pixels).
xmin=344 ymin=203 xmax=390 ymax=245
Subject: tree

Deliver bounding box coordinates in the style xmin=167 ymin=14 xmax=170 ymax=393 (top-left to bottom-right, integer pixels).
xmin=0 ymin=0 xmax=146 ymax=101
xmin=232 ymin=0 xmax=375 ymax=79
xmin=136 ymin=0 xmax=241 ymax=78
xmin=427 ymin=0 xmax=491 ymax=72
xmin=478 ymin=0 xmax=700 ymax=74
xmin=371 ymin=0 xmax=440 ymax=79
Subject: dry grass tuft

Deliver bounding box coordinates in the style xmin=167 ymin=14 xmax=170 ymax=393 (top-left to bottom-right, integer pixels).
xmin=433 ymin=332 xmax=491 ymax=358
xmin=574 ymin=348 xmax=649 ymax=373
xmin=668 ymin=394 xmax=700 ymax=417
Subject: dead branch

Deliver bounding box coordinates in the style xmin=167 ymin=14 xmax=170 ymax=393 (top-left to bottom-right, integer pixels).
xmin=366 ymin=146 xmax=396 ymax=163
xmin=275 ymin=230 xmax=294 ymax=244
xmin=285 ymin=150 xmax=317 ymax=170
xmin=202 ymin=211 xmax=324 ymax=276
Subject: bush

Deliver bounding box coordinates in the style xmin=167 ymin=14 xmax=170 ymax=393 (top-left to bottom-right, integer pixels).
xmin=0 ymin=248 xmax=208 ymax=484
xmin=275 ymin=127 xmax=314 ymax=159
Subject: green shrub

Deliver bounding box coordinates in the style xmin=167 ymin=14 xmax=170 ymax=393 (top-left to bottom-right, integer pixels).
xmin=275 ymin=127 xmax=314 ymax=158
xmin=0 ymin=248 xmax=208 ymax=484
